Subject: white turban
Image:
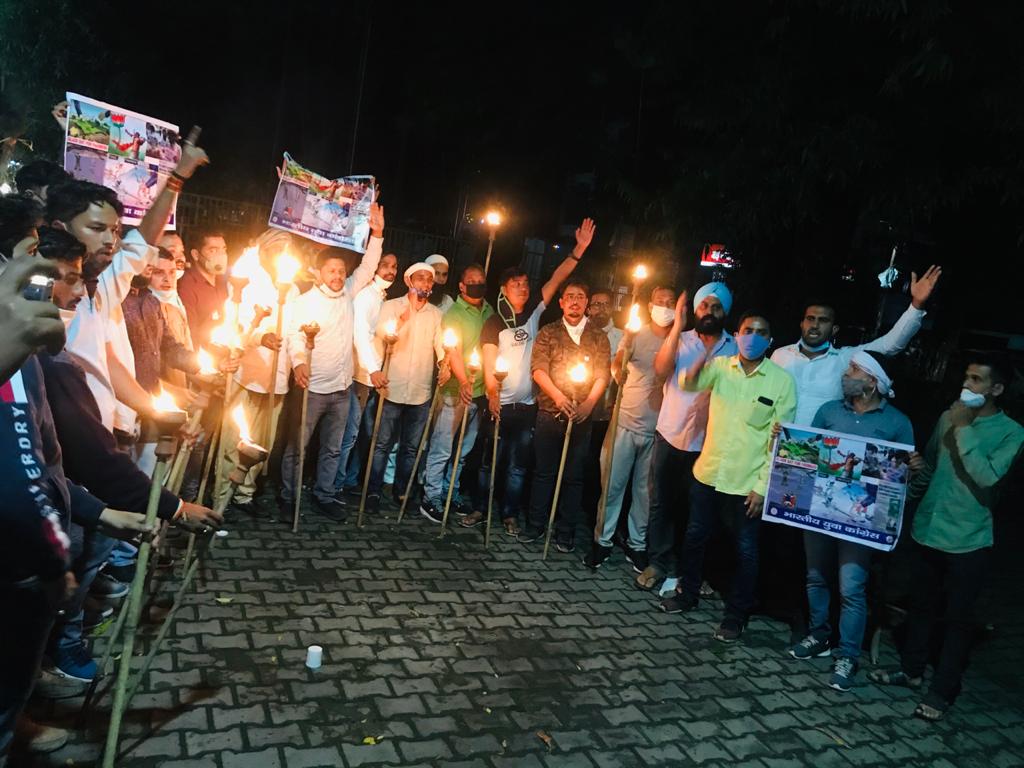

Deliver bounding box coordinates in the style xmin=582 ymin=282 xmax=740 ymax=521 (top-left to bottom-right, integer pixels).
xmin=404 ymin=262 xmax=435 ymax=280
xmin=851 ymin=350 xmax=894 ymax=398
xmin=425 ymin=254 xmax=448 ymax=268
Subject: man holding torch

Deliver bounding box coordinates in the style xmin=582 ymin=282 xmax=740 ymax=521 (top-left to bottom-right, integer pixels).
xmin=584 ymin=286 xmax=676 ymax=571
xmin=418 ymin=263 xmax=493 ymax=524
xmin=519 ymin=281 xmax=610 ymax=553
xmin=362 ymin=263 xmax=448 ymax=515
xmin=465 ymin=217 xmax=595 ymax=534
xmin=280 ymin=203 xmax=384 ymax=521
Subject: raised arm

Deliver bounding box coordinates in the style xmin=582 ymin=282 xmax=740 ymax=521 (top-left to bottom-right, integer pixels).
xmin=136 ymin=129 xmax=209 ymax=245
xmin=540 ymin=218 xmax=595 ymax=306
xmin=655 ymin=291 xmax=688 ymax=378
xmin=861 ymin=266 xmax=941 ymax=356
xmin=346 ymin=203 xmax=384 ymax=294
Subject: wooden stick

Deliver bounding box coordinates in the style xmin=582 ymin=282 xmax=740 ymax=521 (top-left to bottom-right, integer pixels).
xmin=593 ymin=336 xmax=634 ymax=541
xmin=484 ymin=374 xmax=507 ymax=548
xmin=357 ymin=341 xmax=394 ymax=526
xmin=262 ymin=285 xmax=290 ymax=475
xmin=439 ymin=400 xmax=470 ymax=536
xmin=398 ymin=385 xmax=443 ymax=523
xmin=293 ymin=323 xmax=320 ymax=533
xmin=212 ymin=373 xmax=237 ymax=497
xmin=543 ymin=414 xmax=575 ymax=561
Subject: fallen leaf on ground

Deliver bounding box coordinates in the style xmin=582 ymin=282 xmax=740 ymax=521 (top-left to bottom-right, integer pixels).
xmin=214 ymin=597 xmax=233 ymax=604
xmin=484 ymin=707 xmax=492 ymax=714
xmin=812 ymin=726 xmax=851 ymax=748
xmin=536 ymin=730 xmax=553 ymax=751
xmin=362 ymin=736 xmax=377 ymax=745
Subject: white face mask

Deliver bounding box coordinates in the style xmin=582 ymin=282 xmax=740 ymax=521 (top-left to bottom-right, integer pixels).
xmin=175 ymin=269 xmax=185 ymax=280
xmin=151 ymin=288 xmax=178 ymax=304
xmin=959 ymin=388 xmax=986 ymax=408
xmin=650 ymin=305 xmax=675 ymax=327
xmin=373 ymin=274 xmax=393 ymax=290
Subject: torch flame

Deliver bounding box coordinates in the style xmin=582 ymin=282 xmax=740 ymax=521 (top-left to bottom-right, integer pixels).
xmin=275 ymin=252 xmax=301 ymax=285
xmin=231 ymin=403 xmax=252 ymax=444
xmin=484 ymin=210 xmax=502 ymax=228
xmin=152 ymin=387 xmax=180 ymax=413
xmin=468 ymin=348 xmax=481 ymax=369
xmin=197 ymin=348 xmax=218 ymax=375
xmin=495 ymin=355 xmax=509 ymax=374
xmin=626 ymin=303 xmax=643 ymax=333
xmin=231 ymin=246 xmax=260 ymax=282
xmin=632 ymin=264 xmax=649 ymax=282
xmin=569 ymin=362 xmax=588 ymax=384
xmin=442 ymin=327 xmax=458 ymax=349
xmin=383 ymin=318 xmax=398 ymax=338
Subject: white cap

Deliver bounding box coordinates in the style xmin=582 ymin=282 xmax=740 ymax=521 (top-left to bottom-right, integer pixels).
xmin=404 ymin=262 xmax=435 ymax=280
xmin=425 ymin=254 xmax=448 ymax=268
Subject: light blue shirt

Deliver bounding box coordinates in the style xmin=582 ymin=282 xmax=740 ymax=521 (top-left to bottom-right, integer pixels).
xmin=655 ymin=329 xmax=737 ymax=452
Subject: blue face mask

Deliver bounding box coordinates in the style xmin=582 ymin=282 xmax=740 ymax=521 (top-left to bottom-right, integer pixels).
xmin=737 ymin=333 xmax=771 ymax=360
xmin=413 ymin=287 xmax=432 ymax=300
xmin=800 ymin=339 xmax=831 ymax=353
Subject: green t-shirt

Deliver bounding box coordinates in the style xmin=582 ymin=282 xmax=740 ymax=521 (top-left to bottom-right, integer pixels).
xmin=441 ymin=296 xmax=494 ymax=398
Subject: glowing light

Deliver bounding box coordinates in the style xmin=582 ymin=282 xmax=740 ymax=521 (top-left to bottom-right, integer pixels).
xmin=468 ymin=348 xmax=481 ymax=370
xmin=0 ymin=182 xmax=12 ymax=195
xmin=383 ymin=318 xmax=398 ymax=338
xmin=197 ymin=348 xmax=218 ymax=375
xmin=484 ymin=211 xmax=502 ymax=228
xmin=152 ymin=388 xmax=181 ymax=414
xmin=626 ymin=304 xmax=642 ymax=333
xmin=231 ymin=247 xmax=260 ymax=280
xmin=569 ymin=363 xmax=588 ymax=384
xmin=632 ymin=264 xmax=649 ymax=282
xmin=495 ymin=356 xmax=509 ymax=374
xmin=442 ymin=327 xmax=458 ymax=349
xmin=232 ymin=403 xmax=252 ymax=444
xmin=275 ymin=252 xmax=300 ymax=285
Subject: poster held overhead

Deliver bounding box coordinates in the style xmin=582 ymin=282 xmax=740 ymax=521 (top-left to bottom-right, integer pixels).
xmin=63 ymin=92 xmax=181 ymax=228
xmin=268 ymin=153 xmax=376 ymax=252
xmin=763 ymin=423 xmax=913 ymax=552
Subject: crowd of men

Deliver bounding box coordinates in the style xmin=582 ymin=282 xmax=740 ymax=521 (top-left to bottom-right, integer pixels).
xmin=1 ymin=130 xmax=1022 ymax=762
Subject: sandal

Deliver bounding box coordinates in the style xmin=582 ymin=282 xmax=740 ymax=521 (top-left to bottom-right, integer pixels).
xmin=459 ymin=510 xmax=485 ymax=528
xmin=913 ymin=701 xmax=947 ymax=722
xmin=634 ymin=566 xmax=664 ymax=592
xmin=867 ymin=668 xmax=923 ymax=689
xmin=502 ymin=518 xmax=520 ymax=537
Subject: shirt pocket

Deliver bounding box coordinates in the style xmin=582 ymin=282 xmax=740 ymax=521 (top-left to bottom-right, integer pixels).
xmin=745 ymin=398 xmax=774 ymax=430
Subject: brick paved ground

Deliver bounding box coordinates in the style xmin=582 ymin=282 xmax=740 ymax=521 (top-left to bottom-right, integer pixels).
xmin=15 ymin=499 xmax=1024 ymax=767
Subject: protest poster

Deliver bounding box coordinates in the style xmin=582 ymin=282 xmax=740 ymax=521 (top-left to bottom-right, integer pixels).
xmin=762 ymin=423 xmax=913 ymax=552
xmin=63 ymin=92 xmax=181 ymax=228
xmin=268 ymin=153 xmax=376 ymax=252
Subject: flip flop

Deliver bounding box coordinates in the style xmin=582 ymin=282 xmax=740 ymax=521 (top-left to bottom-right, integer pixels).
xmin=913 ymin=701 xmax=946 ymax=722
xmin=634 ymin=567 xmax=663 ymax=591
xmin=867 ymin=668 xmax=923 ymax=689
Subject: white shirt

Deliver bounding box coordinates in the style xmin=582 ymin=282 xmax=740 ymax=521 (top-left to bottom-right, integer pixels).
xmin=66 ymin=229 xmax=157 ymax=432
xmin=562 ymin=316 xmax=588 ymax=345
xmin=286 ymin=238 xmax=381 ymax=394
xmin=233 ymin=264 xmax=299 ymax=395
xmin=353 ymin=278 xmax=391 ymax=386
xmin=770 ymin=305 xmax=925 ymax=425
xmin=436 ymin=293 xmax=454 ymax=314
xmin=493 ymin=301 xmax=545 ymax=406
xmin=374 ymin=296 xmax=445 ymax=405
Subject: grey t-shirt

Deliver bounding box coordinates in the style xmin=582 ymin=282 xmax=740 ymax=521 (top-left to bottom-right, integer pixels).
xmin=616 ymin=325 xmax=666 ymax=435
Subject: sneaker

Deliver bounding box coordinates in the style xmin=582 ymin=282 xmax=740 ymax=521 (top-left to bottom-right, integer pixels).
xmin=14 ymin=718 xmax=69 ymax=753
xmin=623 ymin=546 xmax=649 ymax=574
xmin=713 ymin=619 xmax=744 ymax=643
xmin=49 ymin=645 xmax=97 ymax=683
xmin=518 ymin=527 xmax=544 ymax=544
xmin=829 ymin=657 xmax=858 ymax=692
xmin=34 ymin=667 xmax=87 ymax=699
xmin=364 ymin=494 xmax=381 ymax=516
xmin=419 ymin=500 xmax=443 ymax=524
xmin=315 ymin=497 xmax=348 ymax=521
xmin=455 ymin=500 xmax=472 ymax=518
xmin=103 ymin=562 xmax=136 ymax=583
xmin=459 ymin=510 xmax=485 ymax=528
xmin=555 ymin=535 xmax=575 ymax=554
xmin=89 ymin=572 xmax=129 ymax=599
xmin=83 ymin=601 xmax=114 ymax=632
xmin=343 ymin=485 xmax=362 ymax=500
xmin=659 ymin=592 xmax=698 ymax=614
xmin=788 ymin=634 xmax=832 ymax=660
xmin=230 ymin=500 xmax=260 ymax=516
xmin=583 ymin=543 xmax=613 ymax=570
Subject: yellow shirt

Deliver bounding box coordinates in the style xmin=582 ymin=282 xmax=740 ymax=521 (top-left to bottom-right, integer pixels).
xmin=683 ymin=355 xmax=796 ymax=496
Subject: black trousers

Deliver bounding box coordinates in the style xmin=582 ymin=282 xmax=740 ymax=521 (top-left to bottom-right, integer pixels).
xmin=901 ymin=540 xmax=990 ymax=706
xmin=526 ymin=411 xmax=592 ymax=542
xmin=645 ymin=434 xmax=698 ymax=577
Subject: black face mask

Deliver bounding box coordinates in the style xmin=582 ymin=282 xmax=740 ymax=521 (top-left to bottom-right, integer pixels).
xmin=695 ymin=314 xmax=724 ymax=335
xmin=464 ymin=284 xmax=486 ymax=300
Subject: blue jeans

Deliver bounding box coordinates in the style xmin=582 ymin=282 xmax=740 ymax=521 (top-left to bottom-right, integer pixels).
xmin=679 ymin=480 xmax=761 ymax=625
xmin=282 ymin=389 xmax=349 ymax=505
xmin=423 ymin=394 xmax=484 ymax=507
xmin=49 ymin=525 xmax=116 ymax=660
xmin=336 ymin=384 xmax=369 ymax=491
xmin=597 ymin=426 xmax=653 ymax=550
xmin=368 ymin=399 xmax=430 ymax=498
xmin=476 ymin=402 xmax=536 ymax=521
xmin=804 ymin=530 xmax=872 ymax=659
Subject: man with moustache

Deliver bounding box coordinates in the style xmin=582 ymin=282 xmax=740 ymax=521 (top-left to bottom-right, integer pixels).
xmin=425 ymin=253 xmax=454 ymax=313
xmin=176 ymin=227 xmax=229 ymax=351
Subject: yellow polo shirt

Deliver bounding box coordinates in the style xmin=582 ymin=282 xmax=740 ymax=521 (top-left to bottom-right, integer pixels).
xmin=683 ymin=355 xmax=797 ymax=496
